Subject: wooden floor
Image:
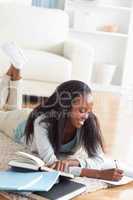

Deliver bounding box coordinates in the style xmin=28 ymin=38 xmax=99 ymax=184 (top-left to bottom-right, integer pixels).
xmin=93 ymin=91 xmax=133 ymax=162
xmin=1 ymin=91 xmax=133 ymax=200
xmin=74 ymin=91 xmax=133 ymax=200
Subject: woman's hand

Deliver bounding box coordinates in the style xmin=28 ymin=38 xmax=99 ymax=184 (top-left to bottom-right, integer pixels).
xmin=48 ymin=159 xmax=80 ymax=172
xmin=99 ymin=168 xmax=124 ymax=181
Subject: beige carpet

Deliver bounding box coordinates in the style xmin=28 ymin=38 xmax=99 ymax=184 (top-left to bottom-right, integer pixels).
xmin=0 ymin=131 xmax=28 ymax=170
xmin=0 ymin=131 xmax=43 ymax=200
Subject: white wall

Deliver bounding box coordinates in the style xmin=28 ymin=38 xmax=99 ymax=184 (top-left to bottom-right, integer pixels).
xmin=122 ymin=11 xmax=133 ymax=89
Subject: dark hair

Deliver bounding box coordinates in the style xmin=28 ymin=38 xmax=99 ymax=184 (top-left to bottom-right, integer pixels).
xmin=24 ymin=80 xmax=104 ymax=157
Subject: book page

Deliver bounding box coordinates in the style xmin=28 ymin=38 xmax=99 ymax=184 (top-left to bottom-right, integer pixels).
xmin=119 ymin=162 xmax=133 ymax=178
xmin=73 ymin=177 xmax=107 ymax=192
xmin=41 ymin=166 xmax=74 ymax=179
xmin=9 ymin=152 xmax=74 ymax=178
xmin=16 ymin=152 xmax=44 ymax=167
xmin=100 ymin=176 xmax=133 ymax=186
xmin=8 ymin=160 xmax=39 ymax=170
xmin=12 ymin=157 xmax=37 ymax=165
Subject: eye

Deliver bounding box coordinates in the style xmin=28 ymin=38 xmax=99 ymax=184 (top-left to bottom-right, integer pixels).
xmin=79 ymin=107 xmax=92 ymax=115
xmin=79 ymin=108 xmax=86 ymax=113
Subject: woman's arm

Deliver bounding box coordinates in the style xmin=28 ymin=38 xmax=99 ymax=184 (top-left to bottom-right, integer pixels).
xmin=33 ymin=116 xmax=58 ymax=166
xmin=81 ymin=168 xmax=123 ymax=181
xmin=70 ymin=146 xmax=106 ymax=169
xmin=33 ymin=116 xmax=84 ymax=169
xmin=49 ymin=160 xmax=124 ymax=181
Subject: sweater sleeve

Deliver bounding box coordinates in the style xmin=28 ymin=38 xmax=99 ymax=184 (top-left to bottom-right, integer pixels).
xmin=33 ymin=116 xmax=57 ymax=166
xmin=69 ymin=146 xmax=106 ymax=170
xmin=62 ymin=147 xmax=107 ymax=177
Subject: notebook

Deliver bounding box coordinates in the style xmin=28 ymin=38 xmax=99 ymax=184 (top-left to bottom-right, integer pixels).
xmin=0 ymin=171 xmax=60 ymax=192
xmin=34 ymin=178 xmax=86 ymax=200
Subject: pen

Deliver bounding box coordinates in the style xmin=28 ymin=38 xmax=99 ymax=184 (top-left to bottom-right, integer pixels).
xmin=114 ymin=159 xmax=118 ymax=168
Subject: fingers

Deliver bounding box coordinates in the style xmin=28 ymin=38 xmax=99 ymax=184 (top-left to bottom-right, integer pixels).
xmin=117 ymin=169 xmax=123 ymax=174
xmin=112 ymin=173 xmax=123 ymax=181
xmin=102 ymin=168 xmax=124 ymax=181
xmin=56 ymin=161 xmax=64 ymax=171
xmin=48 ymin=163 xmax=57 ymax=169
xmin=112 ymin=169 xmax=124 ymax=181
xmin=107 ymin=168 xmax=123 ymax=175
xmin=48 ymin=160 xmax=65 ymax=171
xmin=114 ymin=169 xmax=124 ymax=176
xmin=56 ymin=161 xmax=69 ymax=172
xmin=47 ymin=159 xmax=77 ymax=172
xmin=48 ymin=161 xmax=67 ymax=171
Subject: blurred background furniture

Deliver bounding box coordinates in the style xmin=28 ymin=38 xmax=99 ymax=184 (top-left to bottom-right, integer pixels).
xmin=0 ymin=3 xmax=94 ymax=97
xmin=65 ymin=0 xmax=133 ymax=92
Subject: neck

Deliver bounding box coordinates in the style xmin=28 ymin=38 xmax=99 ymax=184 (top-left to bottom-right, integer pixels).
xmin=62 ymin=119 xmax=76 ymax=144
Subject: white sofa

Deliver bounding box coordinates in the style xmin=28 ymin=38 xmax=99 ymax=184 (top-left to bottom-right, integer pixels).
xmin=0 ymin=3 xmax=94 ymax=97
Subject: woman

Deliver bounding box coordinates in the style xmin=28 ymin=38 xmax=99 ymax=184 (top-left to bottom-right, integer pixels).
xmin=24 ymin=80 xmax=123 ymax=180
xmin=0 ymin=43 xmax=123 ymax=181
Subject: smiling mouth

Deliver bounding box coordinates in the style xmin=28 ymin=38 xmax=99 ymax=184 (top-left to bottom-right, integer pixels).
xmin=79 ymin=121 xmax=84 ymax=125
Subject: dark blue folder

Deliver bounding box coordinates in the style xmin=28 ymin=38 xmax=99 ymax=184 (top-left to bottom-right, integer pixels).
xmin=34 ymin=178 xmax=86 ymax=200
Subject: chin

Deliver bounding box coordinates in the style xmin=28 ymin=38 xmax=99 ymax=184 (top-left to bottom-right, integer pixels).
xmin=75 ymin=123 xmax=83 ymax=128
xmin=72 ymin=121 xmax=83 ymax=128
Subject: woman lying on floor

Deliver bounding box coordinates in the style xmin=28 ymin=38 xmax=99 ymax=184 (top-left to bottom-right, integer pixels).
xmin=0 ymin=42 xmax=123 ymax=181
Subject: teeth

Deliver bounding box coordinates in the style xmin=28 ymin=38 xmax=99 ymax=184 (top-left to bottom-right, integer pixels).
xmin=79 ymin=121 xmax=84 ymax=125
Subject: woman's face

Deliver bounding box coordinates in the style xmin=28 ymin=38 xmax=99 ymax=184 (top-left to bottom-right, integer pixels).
xmin=70 ymin=94 xmax=93 ymax=128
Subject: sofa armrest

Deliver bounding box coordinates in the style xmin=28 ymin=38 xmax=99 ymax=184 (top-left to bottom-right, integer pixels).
xmin=63 ymin=39 xmax=94 ymax=83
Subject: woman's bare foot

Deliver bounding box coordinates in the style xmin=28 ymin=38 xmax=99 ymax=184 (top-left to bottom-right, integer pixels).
xmin=6 ymin=64 xmax=22 ymax=81
xmin=6 ymin=65 xmax=13 ymax=77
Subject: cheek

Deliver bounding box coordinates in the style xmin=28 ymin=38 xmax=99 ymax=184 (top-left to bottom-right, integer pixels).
xmin=70 ymin=110 xmax=81 ymax=122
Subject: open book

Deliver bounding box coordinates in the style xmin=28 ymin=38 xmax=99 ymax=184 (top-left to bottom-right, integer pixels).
xmin=8 ymin=151 xmax=74 ymax=179
xmin=101 ymin=176 xmax=133 ymax=186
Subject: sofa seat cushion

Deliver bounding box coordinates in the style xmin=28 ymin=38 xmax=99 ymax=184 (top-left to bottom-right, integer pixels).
xmin=22 ymin=80 xmax=60 ymax=97
xmin=22 ymin=49 xmax=72 ymax=83
xmin=0 ymin=49 xmax=72 ymax=83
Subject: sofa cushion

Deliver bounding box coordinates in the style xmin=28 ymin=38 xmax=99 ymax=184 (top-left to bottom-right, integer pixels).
xmin=22 ymin=49 xmax=72 ymax=83
xmin=0 ymin=49 xmax=72 ymax=83
xmin=21 ymin=80 xmax=60 ymax=97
